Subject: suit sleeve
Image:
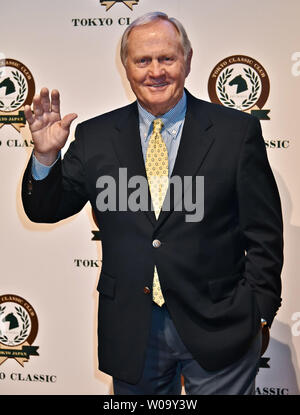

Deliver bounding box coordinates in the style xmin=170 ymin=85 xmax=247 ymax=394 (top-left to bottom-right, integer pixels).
xmin=22 ymin=123 xmax=88 ymax=223
xmin=237 ymin=116 xmax=283 ymax=327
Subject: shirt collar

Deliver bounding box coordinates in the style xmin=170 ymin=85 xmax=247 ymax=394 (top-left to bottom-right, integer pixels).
xmin=138 ymin=91 xmax=187 ymax=141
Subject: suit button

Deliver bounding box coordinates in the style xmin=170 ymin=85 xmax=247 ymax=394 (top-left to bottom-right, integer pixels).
xmin=27 ymin=179 xmax=33 ymax=195
xmin=152 ymin=239 xmax=161 ymax=248
xmin=143 ymin=286 xmax=151 ymax=295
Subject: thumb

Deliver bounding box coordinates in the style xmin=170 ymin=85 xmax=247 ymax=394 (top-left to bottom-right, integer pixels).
xmin=61 ymin=113 xmax=78 ymax=130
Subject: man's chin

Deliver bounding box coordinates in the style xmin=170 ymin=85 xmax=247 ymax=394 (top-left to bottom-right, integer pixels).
xmin=137 ymin=87 xmax=182 ymax=115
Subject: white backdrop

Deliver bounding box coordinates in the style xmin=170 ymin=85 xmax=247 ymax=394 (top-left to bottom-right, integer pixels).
xmin=0 ymin=0 xmax=299 ymax=395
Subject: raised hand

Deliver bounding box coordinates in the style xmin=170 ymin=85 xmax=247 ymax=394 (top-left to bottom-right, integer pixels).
xmin=24 ymin=88 xmax=78 ymax=165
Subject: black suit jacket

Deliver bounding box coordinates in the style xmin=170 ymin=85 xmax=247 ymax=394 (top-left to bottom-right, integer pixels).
xmin=22 ymin=90 xmax=283 ymax=384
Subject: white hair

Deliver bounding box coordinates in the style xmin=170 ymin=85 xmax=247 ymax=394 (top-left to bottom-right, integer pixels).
xmin=120 ymin=11 xmax=192 ymax=66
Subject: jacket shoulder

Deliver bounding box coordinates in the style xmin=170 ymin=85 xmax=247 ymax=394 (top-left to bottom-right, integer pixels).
xmin=77 ymin=101 xmax=137 ymax=131
xmin=187 ymin=91 xmax=258 ymax=126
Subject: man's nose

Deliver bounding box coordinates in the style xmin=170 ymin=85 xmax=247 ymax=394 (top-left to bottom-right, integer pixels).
xmin=148 ymin=60 xmax=165 ymax=77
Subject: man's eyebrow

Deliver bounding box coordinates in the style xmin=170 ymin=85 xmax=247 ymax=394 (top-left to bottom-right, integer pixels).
xmin=135 ymin=55 xmax=151 ymax=60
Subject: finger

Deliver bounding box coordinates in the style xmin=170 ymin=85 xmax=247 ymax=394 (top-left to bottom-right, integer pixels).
xmin=32 ymin=94 xmax=44 ymax=117
xmin=60 ymin=113 xmax=78 ymax=130
xmin=50 ymin=89 xmax=61 ymax=114
xmin=40 ymin=87 xmax=51 ymax=113
xmin=24 ymin=105 xmax=34 ymax=125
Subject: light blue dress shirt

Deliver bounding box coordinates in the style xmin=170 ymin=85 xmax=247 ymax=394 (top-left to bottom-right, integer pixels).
xmin=32 ymin=92 xmax=187 ymax=180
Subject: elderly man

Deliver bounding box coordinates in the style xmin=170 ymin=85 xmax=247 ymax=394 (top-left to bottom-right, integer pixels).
xmin=22 ymin=12 xmax=283 ymax=395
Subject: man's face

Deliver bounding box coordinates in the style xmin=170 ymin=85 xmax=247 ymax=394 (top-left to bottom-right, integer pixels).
xmin=124 ymin=19 xmax=192 ymax=116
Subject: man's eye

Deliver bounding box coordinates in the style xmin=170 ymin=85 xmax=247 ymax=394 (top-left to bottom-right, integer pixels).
xmin=137 ymin=58 xmax=149 ymax=65
xmin=162 ymin=57 xmax=174 ymax=63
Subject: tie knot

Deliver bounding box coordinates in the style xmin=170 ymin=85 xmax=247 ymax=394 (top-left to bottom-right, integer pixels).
xmin=153 ymin=118 xmax=163 ymax=134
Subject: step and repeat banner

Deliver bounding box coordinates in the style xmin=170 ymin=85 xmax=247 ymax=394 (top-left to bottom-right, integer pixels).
xmin=0 ymin=0 xmax=299 ymax=395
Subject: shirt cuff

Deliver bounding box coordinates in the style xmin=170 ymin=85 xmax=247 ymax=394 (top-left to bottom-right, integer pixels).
xmin=32 ymin=152 xmax=60 ymax=180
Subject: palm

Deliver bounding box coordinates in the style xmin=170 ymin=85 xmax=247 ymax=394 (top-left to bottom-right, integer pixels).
xmin=24 ymin=88 xmax=77 ymax=164
xmin=30 ymin=111 xmax=67 ymax=153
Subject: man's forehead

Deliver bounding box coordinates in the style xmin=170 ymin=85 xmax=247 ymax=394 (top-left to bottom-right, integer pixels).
xmin=128 ymin=19 xmax=180 ymax=41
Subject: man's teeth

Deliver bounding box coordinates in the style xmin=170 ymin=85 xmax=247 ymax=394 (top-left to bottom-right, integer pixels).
xmin=150 ymin=83 xmax=167 ymax=87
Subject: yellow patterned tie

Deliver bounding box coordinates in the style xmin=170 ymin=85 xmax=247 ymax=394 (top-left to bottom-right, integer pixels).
xmin=145 ymin=119 xmax=169 ymax=307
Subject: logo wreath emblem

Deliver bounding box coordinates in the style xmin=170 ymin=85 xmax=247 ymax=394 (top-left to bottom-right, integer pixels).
xmin=0 ymin=294 xmax=39 ymax=366
xmin=0 ymin=58 xmax=35 ymax=131
xmin=208 ymin=55 xmax=270 ymax=120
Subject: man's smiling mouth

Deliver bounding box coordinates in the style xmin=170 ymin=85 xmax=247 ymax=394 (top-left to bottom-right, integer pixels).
xmin=146 ymin=82 xmax=169 ymax=89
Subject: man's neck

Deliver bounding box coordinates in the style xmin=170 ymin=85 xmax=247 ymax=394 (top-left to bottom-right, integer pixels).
xmin=137 ymin=91 xmax=186 ymax=120
xmin=137 ymin=92 xmax=185 ymax=118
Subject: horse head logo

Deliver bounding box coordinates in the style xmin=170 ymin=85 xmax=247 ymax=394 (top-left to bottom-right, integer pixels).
xmin=2 ymin=312 xmax=19 ymax=330
xmin=229 ymin=74 xmax=248 ymax=94
xmin=0 ymin=77 xmax=16 ymax=96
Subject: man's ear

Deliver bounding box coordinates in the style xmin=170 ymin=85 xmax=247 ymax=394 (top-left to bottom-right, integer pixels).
xmin=185 ymin=49 xmax=193 ymax=77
